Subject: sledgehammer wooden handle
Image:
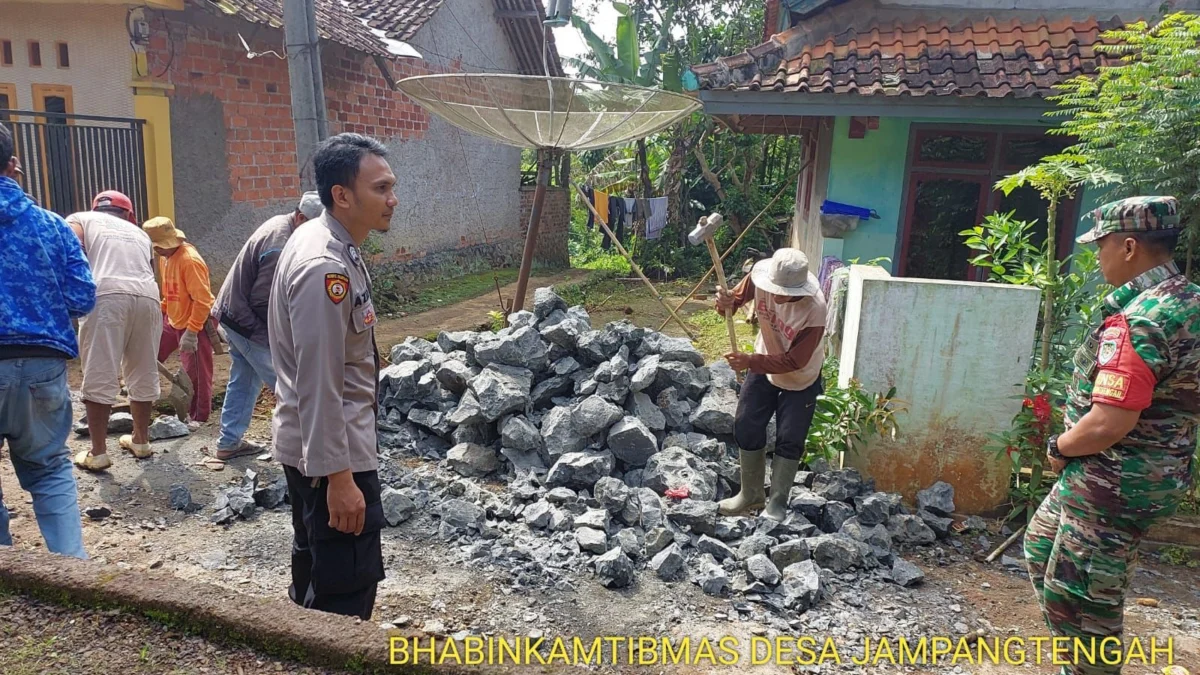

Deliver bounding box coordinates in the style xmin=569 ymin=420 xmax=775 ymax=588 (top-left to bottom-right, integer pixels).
xmin=705 ymin=237 xmax=739 ymax=355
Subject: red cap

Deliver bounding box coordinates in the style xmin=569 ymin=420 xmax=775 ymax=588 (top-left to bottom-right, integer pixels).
xmin=92 ymin=190 xmax=134 ymax=216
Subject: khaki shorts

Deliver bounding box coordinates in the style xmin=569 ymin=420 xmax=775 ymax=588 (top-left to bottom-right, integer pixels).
xmin=79 ymin=294 xmax=163 ymax=405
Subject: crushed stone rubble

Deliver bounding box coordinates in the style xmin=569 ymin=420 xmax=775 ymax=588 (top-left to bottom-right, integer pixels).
xmin=369 ymin=288 xmax=969 ymax=618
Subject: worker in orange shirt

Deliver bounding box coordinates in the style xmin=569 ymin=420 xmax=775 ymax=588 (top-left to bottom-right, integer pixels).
xmin=143 ymin=216 xmax=215 ymax=424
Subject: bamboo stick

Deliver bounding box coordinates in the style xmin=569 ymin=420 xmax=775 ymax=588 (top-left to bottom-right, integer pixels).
xmin=572 ymin=183 xmax=696 ymax=340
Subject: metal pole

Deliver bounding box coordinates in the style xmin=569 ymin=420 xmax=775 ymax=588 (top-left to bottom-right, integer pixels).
xmin=512 ymin=150 xmax=551 ymax=315
xmin=304 ymin=0 xmax=329 ymax=141
xmin=284 ymin=0 xmax=323 ymax=188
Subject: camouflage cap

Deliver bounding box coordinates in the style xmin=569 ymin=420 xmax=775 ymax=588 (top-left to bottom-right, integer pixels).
xmin=1076 ymin=195 xmax=1180 ymax=244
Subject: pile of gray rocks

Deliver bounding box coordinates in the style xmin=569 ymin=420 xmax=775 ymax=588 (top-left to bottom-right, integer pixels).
xmin=203 ymin=469 xmax=289 ymax=524
xmin=374 ymin=286 xmax=957 ymax=615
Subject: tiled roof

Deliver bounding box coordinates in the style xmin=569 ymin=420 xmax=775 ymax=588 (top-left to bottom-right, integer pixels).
xmin=691 ymin=16 xmax=1121 ymax=99
xmin=346 ymin=0 xmax=443 ymax=42
xmin=344 ymin=0 xmax=564 ymax=76
xmin=201 ymin=0 xmax=391 ymax=56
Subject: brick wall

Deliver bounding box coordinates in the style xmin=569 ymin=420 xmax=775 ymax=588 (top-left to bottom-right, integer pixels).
xmin=764 ymin=0 xmax=781 ymax=41
xmin=144 ymin=7 xmax=563 ymax=283
xmin=519 ymin=186 xmax=570 ymax=268
xmin=146 ymin=12 xmax=431 ymax=209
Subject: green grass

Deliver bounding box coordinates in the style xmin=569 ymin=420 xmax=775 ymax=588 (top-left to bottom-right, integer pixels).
xmin=557 ymin=270 xmax=625 ymax=308
xmin=574 ymin=250 xmax=631 ymax=274
xmin=1158 ymin=545 xmax=1200 ymax=568
xmin=689 ymin=309 xmax=756 ymax=363
xmin=392 ymin=268 xmax=522 ymax=315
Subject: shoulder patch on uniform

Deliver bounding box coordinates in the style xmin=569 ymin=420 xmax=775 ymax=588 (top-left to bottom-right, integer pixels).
xmin=1097 ymin=338 xmax=1118 ymax=366
xmin=1094 ymin=371 xmax=1129 ymax=401
xmin=1097 ymin=326 xmax=1124 ymax=366
xmin=325 ymin=273 xmax=350 ymax=304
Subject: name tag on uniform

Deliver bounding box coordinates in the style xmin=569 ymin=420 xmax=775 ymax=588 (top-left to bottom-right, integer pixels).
xmin=1073 ymin=331 xmax=1099 ymax=380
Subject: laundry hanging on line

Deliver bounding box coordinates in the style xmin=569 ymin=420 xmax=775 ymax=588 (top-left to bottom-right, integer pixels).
xmin=603 ymin=196 xmax=628 ymax=250
xmin=582 ymin=185 xmax=595 ymax=230
xmin=581 ymin=186 xmax=669 ymax=245
xmin=593 ymin=189 xmax=610 ymax=231
xmin=645 ymin=197 xmax=669 ymax=240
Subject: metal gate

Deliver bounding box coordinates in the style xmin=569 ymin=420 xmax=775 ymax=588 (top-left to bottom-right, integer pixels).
xmin=1 ymin=110 xmax=149 ymax=220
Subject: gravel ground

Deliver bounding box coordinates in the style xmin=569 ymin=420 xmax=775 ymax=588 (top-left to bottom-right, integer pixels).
xmin=3 ymin=284 xmax=1200 ymax=674
xmin=0 ymin=590 xmax=351 ymax=675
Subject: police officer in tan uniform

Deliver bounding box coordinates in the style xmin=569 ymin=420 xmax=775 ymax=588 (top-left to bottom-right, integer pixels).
xmin=268 ymin=133 xmax=396 ymax=619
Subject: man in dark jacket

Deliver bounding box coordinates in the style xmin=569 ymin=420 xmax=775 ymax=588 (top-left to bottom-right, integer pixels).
xmin=211 ymin=192 xmax=323 ymax=460
xmin=0 ymin=123 xmax=96 ymax=558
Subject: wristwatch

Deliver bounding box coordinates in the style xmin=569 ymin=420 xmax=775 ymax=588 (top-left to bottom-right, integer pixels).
xmin=1047 ymin=434 xmax=1065 ymax=461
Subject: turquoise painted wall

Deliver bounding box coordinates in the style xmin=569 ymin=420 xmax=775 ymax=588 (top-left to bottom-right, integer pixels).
xmin=821 ymin=116 xmax=1101 ymax=272
xmin=823 ymin=117 xmax=911 ymax=270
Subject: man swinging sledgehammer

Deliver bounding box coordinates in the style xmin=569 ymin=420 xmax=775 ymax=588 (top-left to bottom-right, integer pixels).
xmin=715 ymin=248 xmax=827 ymax=520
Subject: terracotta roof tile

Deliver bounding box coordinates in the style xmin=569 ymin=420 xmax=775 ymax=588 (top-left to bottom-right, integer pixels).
xmin=200 ymin=0 xmax=391 ymax=56
xmin=692 ymin=15 xmax=1122 ymax=99
xmin=345 ymin=0 xmax=444 ymax=42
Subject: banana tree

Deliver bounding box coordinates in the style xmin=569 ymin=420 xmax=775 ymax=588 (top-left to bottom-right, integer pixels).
xmin=568 ymin=3 xmax=683 ymax=202
xmin=567 ymin=3 xmax=681 ymax=91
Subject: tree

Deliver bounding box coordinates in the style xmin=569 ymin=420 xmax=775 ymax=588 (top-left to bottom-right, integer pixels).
xmin=1049 ymin=12 xmax=1200 ymax=273
xmin=994 ymin=154 xmax=1120 ymax=372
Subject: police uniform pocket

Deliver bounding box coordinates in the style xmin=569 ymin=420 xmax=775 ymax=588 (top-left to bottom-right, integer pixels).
xmin=309 ymin=493 xmax=386 ymax=596
xmin=351 ymin=301 xmax=377 ymax=334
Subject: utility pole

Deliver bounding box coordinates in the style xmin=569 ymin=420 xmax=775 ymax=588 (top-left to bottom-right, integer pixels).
xmin=284 ymin=0 xmax=326 ymax=188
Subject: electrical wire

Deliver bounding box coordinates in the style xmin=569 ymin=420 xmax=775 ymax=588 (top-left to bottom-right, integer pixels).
xmin=441 ymin=2 xmax=506 ymax=72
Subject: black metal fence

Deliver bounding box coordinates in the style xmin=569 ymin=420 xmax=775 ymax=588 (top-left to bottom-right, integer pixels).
xmin=1 ymin=110 xmax=149 ymax=220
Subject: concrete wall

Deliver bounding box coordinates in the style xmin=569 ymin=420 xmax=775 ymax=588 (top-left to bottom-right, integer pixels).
xmin=0 ymin=3 xmax=133 ymax=118
xmin=837 ymin=265 xmax=1041 ymax=514
xmin=371 ymin=0 xmax=526 ymax=273
xmin=821 ymin=115 xmax=1104 ymax=273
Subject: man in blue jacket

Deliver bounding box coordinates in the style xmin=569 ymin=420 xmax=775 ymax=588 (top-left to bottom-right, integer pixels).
xmin=0 ymin=124 xmax=95 ymax=558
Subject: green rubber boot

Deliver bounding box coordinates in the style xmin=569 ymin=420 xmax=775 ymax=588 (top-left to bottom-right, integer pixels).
xmin=717 ymin=449 xmax=766 ymax=516
xmin=763 ymin=455 xmax=800 ymax=521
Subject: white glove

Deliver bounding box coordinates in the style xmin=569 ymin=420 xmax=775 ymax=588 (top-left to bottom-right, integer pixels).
xmin=180 ymin=330 xmax=199 ymax=353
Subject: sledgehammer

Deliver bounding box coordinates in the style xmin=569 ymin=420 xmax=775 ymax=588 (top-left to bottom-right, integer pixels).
xmin=689 ymin=213 xmax=740 ymax=358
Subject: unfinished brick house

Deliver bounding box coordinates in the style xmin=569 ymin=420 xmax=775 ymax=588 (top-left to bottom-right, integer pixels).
xmin=140 ymin=0 xmax=567 ymax=281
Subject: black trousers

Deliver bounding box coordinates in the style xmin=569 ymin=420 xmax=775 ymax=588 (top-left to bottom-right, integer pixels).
xmin=733 ymin=373 xmax=823 ymax=461
xmin=282 ymin=464 xmax=385 ymax=620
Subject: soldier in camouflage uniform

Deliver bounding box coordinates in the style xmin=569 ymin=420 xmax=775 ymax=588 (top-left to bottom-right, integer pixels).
xmin=1025 ymin=196 xmax=1200 ymax=674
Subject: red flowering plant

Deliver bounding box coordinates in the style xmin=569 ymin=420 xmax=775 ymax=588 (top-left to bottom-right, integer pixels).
xmin=986 ymin=369 xmax=1067 ymax=524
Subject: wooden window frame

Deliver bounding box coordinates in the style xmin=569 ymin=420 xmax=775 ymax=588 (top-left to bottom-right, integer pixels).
xmin=0 ymin=83 xmax=16 ymax=112
xmin=910 ymin=128 xmax=996 ymax=171
xmin=1 ymin=40 xmax=13 ymax=67
xmin=32 ymin=83 xmax=74 ymax=116
xmin=28 ymin=41 xmax=42 ymax=68
xmin=55 ymin=42 xmax=69 ymax=69
xmin=30 ymin=84 xmax=75 ymax=209
xmin=895 ymin=124 xmax=1081 ymax=280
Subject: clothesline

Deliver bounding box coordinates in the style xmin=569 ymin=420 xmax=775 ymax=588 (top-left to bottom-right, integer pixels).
xmin=580 ymin=185 xmax=670 ymax=244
